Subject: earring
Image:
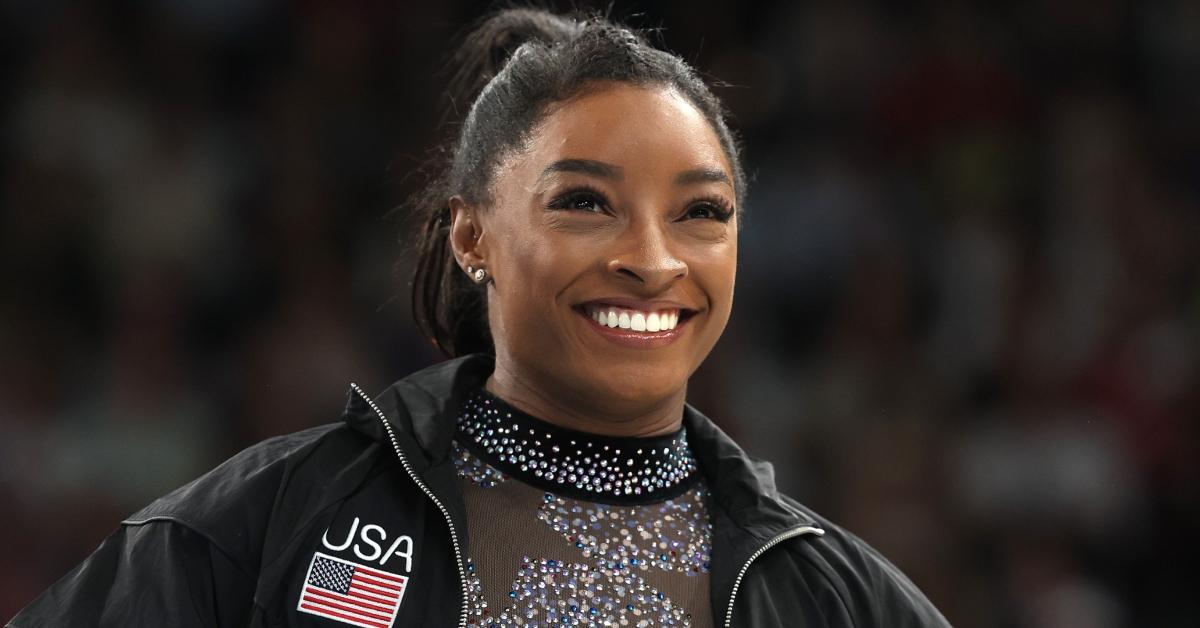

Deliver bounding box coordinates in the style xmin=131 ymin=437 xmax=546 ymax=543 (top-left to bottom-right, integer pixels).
xmin=473 ymin=267 xmax=488 ymax=283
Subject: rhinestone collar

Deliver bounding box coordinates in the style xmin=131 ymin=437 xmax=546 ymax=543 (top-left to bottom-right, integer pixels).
xmin=454 ymin=389 xmax=701 ymax=505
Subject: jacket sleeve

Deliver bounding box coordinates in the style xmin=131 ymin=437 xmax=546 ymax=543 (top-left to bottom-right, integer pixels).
xmin=7 ymin=519 xmax=256 ymax=628
xmin=822 ymin=529 xmax=952 ymax=627
xmin=853 ymin=539 xmax=951 ymax=627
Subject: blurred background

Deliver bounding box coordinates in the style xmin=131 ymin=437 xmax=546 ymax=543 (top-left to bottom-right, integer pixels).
xmin=1 ymin=0 xmax=1197 ymax=625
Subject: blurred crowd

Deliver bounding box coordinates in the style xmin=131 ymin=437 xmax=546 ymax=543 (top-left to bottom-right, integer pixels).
xmin=1 ymin=1 xmax=1197 ymax=626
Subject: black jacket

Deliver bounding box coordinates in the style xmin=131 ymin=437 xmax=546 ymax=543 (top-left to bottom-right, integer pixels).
xmin=8 ymin=355 xmax=950 ymax=627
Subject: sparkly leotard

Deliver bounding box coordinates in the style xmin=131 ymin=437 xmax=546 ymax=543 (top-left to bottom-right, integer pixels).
xmin=453 ymin=390 xmax=714 ymax=627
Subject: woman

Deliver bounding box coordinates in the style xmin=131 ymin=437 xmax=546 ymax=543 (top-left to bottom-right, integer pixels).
xmin=9 ymin=9 xmax=949 ymax=628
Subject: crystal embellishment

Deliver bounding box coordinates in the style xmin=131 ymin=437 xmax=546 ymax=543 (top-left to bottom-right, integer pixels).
xmin=454 ymin=441 xmax=510 ymax=488
xmin=464 ymin=556 xmax=691 ymax=626
xmin=454 ymin=389 xmax=701 ymax=504
xmin=537 ymin=489 xmax=712 ymax=575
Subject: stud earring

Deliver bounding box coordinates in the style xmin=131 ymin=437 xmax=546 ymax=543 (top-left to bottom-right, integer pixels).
xmin=473 ymin=268 xmax=488 ymax=283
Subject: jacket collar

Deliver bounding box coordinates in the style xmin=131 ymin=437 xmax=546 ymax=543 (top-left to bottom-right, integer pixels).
xmin=342 ymin=355 xmax=492 ymax=472
xmin=342 ymin=354 xmax=821 ymax=613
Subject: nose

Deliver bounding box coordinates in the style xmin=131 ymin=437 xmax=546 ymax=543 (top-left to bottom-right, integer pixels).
xmin=605 ymin=219 xmax=688 ymax=291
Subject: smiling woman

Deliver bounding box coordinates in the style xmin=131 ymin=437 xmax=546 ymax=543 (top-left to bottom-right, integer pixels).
xmin=8 ymin=8 xmax=948 ymax=628
xmin=452 ymin=83 xmax=738 ymax=435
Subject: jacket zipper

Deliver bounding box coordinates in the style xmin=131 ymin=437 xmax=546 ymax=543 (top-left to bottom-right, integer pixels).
xmin=724 ymin=525 xmax=824 ymax=627
xmin=351 ymin=383 xmax=469 ymax=628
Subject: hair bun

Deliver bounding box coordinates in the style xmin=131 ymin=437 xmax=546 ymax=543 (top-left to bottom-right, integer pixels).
xmin=450 ymin=8 xmax=582 ymax=106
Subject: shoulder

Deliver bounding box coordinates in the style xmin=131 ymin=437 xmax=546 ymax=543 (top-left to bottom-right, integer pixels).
xmin=129 ymin=423 xmax=349 ymax=523
xmin=7 ymin=518 xmax=259 ymax=628
xmin=8 ymin=425 xmax=384 ymax=628
xmin=774 ymin=495 xmax=951 ymax=627
xmin=125 ymin=422 xmax=388 ymax=574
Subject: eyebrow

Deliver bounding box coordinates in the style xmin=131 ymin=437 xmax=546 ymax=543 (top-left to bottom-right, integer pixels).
xmin=538 ymin=158 xmax=734 ymax=188
xmin=674 ymin=166 xmax=733 ymax=188
xmin=539 ymin=159 xmax=624 ymax=182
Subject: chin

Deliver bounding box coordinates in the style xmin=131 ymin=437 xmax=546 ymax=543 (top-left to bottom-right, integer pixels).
xmin=582 ymin=361 xmax=690 ymax=407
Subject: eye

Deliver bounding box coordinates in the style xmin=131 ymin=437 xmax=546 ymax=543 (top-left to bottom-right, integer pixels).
xmin=548 ymin=188 xmax=610 ymax=214
xmin=682 ymin=197 xmax=735 ymax=222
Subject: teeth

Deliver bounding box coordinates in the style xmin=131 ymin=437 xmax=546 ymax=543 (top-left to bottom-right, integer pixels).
xmin=585 ymin=305 xmax=682 ymax=333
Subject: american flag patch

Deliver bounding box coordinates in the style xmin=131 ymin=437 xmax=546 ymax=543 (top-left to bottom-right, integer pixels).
xmin=296 ymin=552 xmax=408 ymax=628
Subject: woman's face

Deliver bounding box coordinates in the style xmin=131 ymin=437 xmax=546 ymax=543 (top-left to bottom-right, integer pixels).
xmin=458 ymin=83 xmax=738 ymax=414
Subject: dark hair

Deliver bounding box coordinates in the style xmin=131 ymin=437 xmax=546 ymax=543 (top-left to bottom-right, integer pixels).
xmin=410 ymin=8 xmax=746 ymax=358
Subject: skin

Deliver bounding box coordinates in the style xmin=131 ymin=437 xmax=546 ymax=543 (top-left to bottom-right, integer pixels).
xmin=449 ymin=82 xmax=738 ymax=437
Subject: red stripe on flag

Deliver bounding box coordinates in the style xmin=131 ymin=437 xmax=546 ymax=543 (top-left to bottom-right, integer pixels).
xmin=356 ymin=565 xmax=406 ymax=584
xmin=298 ymin=602 xmax=389 ymax=628
xmin=343 ymin=590 xmax=393 ymax=609
xmin=303 ymin=586 xmax=395 ymax=615
xmin=353 ymin=579 xmax=401 ymax=597
xmin=302 ymin=591 xmax=392 ymax=622
xmin=354 ymin=572 xmax=404 ymax=591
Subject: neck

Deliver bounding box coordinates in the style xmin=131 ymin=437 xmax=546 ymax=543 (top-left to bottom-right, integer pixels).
xmin=486 ymin=363 xmax=686 ymax=438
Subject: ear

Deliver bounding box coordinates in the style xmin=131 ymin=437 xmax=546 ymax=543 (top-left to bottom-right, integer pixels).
xmin=448 ymin=195 xmax=487 ymax=277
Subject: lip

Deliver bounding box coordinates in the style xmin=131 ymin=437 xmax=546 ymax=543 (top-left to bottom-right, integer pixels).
xmin=573 ymin=302 xmax=697 ymax=349
xmin=575 ymin=297 xmax=697 ymax=313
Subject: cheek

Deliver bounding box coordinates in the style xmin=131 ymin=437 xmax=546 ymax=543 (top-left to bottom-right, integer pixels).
xmin=510 ymin=237 xmax=567 ymax=293
xmin=492 ymin=231 xmax=579 ymax=329
xmin=695 ymin=239 xmax=738 ymax=306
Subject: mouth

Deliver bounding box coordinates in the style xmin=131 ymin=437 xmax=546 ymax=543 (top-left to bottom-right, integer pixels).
xmin=580 ymin=303 xmax=692 ymax=331
xmin=572 ymin=301 xmax=700 ymax=347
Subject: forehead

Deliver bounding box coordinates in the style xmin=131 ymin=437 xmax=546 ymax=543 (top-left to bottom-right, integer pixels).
xmin=518 ymin=83 xmax=733 ymax=183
